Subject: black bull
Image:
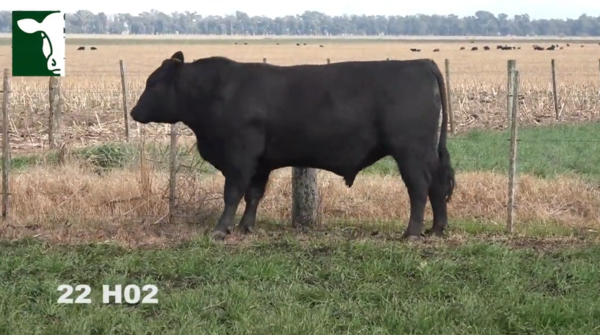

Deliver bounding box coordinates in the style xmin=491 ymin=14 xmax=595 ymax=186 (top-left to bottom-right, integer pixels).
xmin=130 ymin=51 xmax=456 ymax=240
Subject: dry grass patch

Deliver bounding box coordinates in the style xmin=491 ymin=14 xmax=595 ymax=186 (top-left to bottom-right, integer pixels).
xmin=2 ymin=160 xmax=599 ymax=245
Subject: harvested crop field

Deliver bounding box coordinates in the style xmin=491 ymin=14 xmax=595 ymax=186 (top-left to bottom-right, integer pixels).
xmin=1 ymin=38 xmax=600 ymax=152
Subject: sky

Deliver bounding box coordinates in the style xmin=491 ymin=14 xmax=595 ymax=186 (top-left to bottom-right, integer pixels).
xmin=3 ymin=0 xmax=600 ymax=20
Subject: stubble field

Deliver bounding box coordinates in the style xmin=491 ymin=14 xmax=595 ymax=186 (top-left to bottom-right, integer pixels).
xmin=1 ymin=36 xmax=600 ymax=333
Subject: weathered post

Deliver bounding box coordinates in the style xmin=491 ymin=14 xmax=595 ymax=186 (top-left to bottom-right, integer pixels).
xmin=551 ymin=59 xmax=561 ymax=121
xmin=2 ymin=69 xmax=10 ymax=219
xmin=506 ymin=60 xmax=516 ymax=123
xmin=119 ymin=60 xmax=130 ymax=141
xmin=507 ymin=69 xmax=520 ymax=234
xmin=168 ymin=123 xmax=178 ymax=223
xmin=444 ymin=59 xmax=455 ymax=135
xmin=48 ymin=76 xmax=62 ymax=148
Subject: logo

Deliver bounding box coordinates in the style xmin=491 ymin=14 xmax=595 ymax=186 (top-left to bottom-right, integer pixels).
xmin=12 ymin=11 xmax=65 ymax=77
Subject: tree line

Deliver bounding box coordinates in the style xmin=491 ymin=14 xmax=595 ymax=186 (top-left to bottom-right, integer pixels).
xmin=1 ymin=10 xmax=600 ymax=36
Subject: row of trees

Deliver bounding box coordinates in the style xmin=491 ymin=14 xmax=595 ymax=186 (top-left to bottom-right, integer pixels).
xmin=1 ymin=10 xmax=600 ymax=36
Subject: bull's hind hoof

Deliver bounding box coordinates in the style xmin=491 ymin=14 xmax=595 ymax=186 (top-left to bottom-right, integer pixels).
xmin=240 ymin=225 xmax=254 ymax=235
xmin=210 ymin=230 xmax=228 ymax=241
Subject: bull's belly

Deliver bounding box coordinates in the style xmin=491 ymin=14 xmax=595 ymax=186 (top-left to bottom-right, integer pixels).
xmin=263 ymin=144 xmax=387 ymax=178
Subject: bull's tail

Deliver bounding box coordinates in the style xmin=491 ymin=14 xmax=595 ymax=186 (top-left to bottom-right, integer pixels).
xmin=429 ymin=60 xmax=456 ymax=202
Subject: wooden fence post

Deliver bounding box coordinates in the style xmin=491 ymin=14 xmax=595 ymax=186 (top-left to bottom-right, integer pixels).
xmin=506 ymin=60 xmax=516 ymax=123
xmin=292 ymin=167 xmax=319 ymax=228
xmin=507 ymin=69 xmax=520 ymax=234
xmin=551 ymin=59 xmax=561 ymax=122
xmin=48 ymin=77 xmax=62 ymax=149
xmin=119 ymin=60 xmax=130 ymax=141
xmin=169 ymin=123 xmax=178 ymax=223
xmin=444 ymin=59 xmax=455 ymax=135
xmin=2 ymin=69 xmax=10 ymax=219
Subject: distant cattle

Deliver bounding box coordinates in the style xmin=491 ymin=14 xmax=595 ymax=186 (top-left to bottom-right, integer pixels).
xmin=533 ymin=45 xmax=544 ymax=50
xmin=410 ymin=48 xmax=421 ymax=52
xmin=130 ymin=51 xmax=456 ymax=240
xmin=90 ymin=46 xmax=97 ymax=50
xmin=471 ymin=47 xmax=478 ymax=51
xmin=460 ymin=47 xmax=465 ymax=50
xmin=319 ymin=45 xmax=323 ymax=47
xmin=546 ymin=45 xmax=556 ymax=50
xmin=483 ymin=46 xmax=490 ymax=50
xmin=433 ymin=48 xmax=439 ymax=52
xmin=77 ymin=46 xmax=85 ymax=50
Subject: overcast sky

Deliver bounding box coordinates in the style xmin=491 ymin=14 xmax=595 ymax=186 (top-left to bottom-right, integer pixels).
xmin=4 ymin=0 xmax=600 ymax=20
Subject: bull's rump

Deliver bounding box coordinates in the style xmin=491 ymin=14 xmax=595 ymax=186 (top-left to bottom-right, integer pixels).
xmin=246 ymin=59 xmax=443 ymax=171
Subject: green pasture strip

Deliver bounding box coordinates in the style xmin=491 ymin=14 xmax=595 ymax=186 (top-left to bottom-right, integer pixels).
xmin=1 ymin=236 xmax=600 ymax=334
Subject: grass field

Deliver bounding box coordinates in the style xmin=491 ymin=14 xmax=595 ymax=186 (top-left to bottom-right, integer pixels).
xmin=2 ymin=234 xmax=600 ymax=334
xmin=2 ymin=35 xmax=600 ymax=333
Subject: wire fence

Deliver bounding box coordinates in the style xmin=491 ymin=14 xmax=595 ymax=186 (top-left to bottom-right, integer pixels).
xmin=1 ymin=58 xmax=600 ymax=235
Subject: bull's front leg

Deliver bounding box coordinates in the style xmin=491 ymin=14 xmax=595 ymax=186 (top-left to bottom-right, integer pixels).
xmin=211 ymin=168 xmax=254 ymax=240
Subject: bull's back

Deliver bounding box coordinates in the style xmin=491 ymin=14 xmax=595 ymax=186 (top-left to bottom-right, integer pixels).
xmin=243 ymin=60 xmax=440 ymax=170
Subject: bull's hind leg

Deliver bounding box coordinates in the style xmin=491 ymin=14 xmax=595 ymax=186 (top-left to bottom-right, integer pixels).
xmin=393 ymin=148 xmax=432 ymax=239
xmin=238 ymin=169 xmax=271 ymax=234
xmin=424 ymin=174 xmax=449 ymax=237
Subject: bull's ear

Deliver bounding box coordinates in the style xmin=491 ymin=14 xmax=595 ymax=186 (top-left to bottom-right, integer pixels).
xmin=170 ymin=51 xmax=184 ymax=64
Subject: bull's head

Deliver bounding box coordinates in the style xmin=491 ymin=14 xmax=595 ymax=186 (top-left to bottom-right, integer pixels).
xmin=130 ymin=51 xmax=185 ymax=125
xmin=17 ymin=12 xmax=65 ymax=76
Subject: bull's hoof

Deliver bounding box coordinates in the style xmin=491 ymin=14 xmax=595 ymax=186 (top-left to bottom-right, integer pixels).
xmin=210 ymin=230 xmax=228 ymax=241
xmin=240 ymin=225 xmax=254 ymax=235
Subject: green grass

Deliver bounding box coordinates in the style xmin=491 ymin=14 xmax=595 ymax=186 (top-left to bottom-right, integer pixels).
xmin=10 ymin=122 xmax=600 ymax=180
xmin=1 ymin=236 xmax=600 ymax=334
